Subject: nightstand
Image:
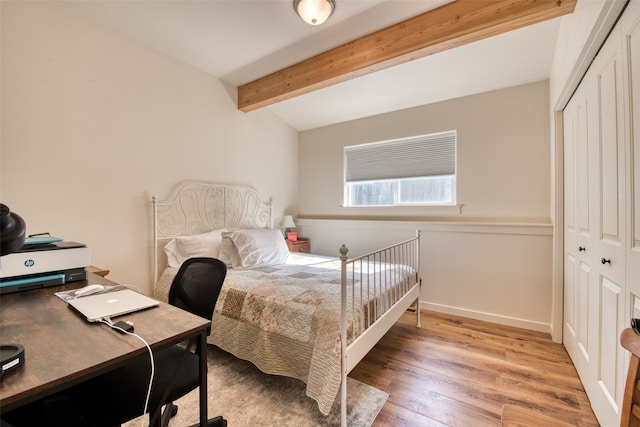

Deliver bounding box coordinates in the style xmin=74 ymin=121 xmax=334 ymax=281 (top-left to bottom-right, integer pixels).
xmin=286 ymin=238 xmax=310 ymax=253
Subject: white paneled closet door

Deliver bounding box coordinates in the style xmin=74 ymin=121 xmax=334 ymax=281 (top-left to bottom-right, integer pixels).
xmin=563 ymin=6 xmax=629 ymax=425
xmin=624 ymin=0 xmax=640 ymax=328
xmin=590 ymin=20 xmax=626 ymax=425
xmin=563 ymin=79 xmax=596 ymax=387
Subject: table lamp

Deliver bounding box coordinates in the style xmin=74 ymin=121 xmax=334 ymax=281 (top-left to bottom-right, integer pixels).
xmin=281 ymin=215 xmax=296 ymax=240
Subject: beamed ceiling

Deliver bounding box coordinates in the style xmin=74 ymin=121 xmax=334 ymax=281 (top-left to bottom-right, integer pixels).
xmin=238 ymin=0 xmax=577 ymax=112
xmin=65 ymin=0 xmax=578 ymax=130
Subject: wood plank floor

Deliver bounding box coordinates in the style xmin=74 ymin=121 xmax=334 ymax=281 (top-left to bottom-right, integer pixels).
xmin=348 ymin=310 xmax=601 ymax=426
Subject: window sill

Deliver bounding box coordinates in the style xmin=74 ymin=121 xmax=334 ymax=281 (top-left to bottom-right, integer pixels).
xmin=339 ymin=203 xmax=464 ymax=215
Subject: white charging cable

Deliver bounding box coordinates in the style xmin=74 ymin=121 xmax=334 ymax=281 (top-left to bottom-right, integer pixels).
xmin=100 ymin=317 xmax=154 ymax=427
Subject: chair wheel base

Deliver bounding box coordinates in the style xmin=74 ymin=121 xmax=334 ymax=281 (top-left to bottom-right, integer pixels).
xmin=188 ymin=415 xmax=227 ymax=427
xmin=209 ymin=416 xmax=227 ymax=427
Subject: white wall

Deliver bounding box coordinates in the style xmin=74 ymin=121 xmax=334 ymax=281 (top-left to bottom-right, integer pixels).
xmin=298 ymin=81 xmax=550 ymax=222
xmin=0 ymin=2 xmax=299 ymax=294
xmin=296 ymin=82 xmax=554 ymax=332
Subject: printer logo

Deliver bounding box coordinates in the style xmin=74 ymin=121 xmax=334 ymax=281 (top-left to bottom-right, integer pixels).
xmin=24 ymin=259 xmax=35 ymax=267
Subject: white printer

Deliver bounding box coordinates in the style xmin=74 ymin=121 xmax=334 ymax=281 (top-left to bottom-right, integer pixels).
xmin=0 ymin=237 xmax=90 ymax=294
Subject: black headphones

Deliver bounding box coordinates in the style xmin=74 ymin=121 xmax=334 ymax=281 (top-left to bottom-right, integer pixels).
xmin=632 ymin=318 xmax=640 ymax=336
xmin=1 ymin=204 xmax=26 ymax=256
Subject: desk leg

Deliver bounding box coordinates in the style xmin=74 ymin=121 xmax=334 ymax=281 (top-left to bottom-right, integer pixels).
xmin=199 ymin=331 xmax=208 ymax=427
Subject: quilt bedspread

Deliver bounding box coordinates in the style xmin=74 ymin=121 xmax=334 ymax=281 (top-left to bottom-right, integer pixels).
xmin=155 ymin=254 xmax=414 ymax=415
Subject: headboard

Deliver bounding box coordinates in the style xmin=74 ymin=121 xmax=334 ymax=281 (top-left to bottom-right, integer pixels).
xmin=152 ymin=180 xmax=273 ymax=284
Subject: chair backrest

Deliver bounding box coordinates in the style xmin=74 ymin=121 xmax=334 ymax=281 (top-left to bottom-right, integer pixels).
xmin=620 ymin=327 xmax=640 ymax=427
xmin=168 ymin=257 xmax=227 ymax=333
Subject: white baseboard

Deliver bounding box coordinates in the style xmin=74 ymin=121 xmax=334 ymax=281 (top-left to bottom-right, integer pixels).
xmin=421 ymin=300 xmax=552 ymax=335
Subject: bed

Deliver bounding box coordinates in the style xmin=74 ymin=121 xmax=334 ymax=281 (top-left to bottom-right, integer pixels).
xmin=151 ymin=181 xmax=421 ymax=426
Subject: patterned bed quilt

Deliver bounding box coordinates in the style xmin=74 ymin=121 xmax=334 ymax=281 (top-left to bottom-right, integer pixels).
xmin=155 ymin=253 xmax=415 ymax=415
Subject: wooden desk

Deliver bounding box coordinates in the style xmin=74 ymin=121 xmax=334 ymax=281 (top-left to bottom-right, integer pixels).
xmin=0 ymin=274 xmax=210 ymax=425
xmin=86 ymin=265 xmax=110 ymax=277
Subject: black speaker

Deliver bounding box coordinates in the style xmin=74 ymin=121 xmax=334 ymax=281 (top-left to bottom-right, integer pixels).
xmin=0 ymin=204 xmax=26 ymax=256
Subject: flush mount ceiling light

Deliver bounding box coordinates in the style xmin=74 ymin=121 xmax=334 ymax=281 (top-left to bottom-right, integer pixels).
xmin=293 ymin=0 xmax=335 ymax=25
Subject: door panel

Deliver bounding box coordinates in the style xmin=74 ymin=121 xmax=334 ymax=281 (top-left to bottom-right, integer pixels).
xmin=599 ymin=59 xmax=623 ymax=245
xmin=578 ymin=95 xmax=592 ymax=238
xmin=597 ymin=277 xmax=623 ymax=414
xmin=578 ymin=261 xmax=592 ymax=363
xmin=565 ymin=253 xmax=576 ymax=337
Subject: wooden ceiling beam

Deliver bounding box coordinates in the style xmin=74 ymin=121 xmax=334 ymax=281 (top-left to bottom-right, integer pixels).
xmin=237 ymin=0 xmax=576 ymax=112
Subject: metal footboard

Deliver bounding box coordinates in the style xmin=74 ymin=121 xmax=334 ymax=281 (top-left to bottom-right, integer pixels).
xmin=339 ymin=230 xmax=422 ymax=426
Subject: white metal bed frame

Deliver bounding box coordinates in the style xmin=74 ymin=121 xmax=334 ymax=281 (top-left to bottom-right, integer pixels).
xmin=151 ymin=181 xmax=421 ymax=426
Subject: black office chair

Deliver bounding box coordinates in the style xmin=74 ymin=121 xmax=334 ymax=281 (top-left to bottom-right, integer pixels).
xmin=1 ymin=257 xmax=228 ymax=427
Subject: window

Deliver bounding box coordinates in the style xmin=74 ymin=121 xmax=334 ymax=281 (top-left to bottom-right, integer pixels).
xmin=344 ymin=131 xmax=456 ymax=207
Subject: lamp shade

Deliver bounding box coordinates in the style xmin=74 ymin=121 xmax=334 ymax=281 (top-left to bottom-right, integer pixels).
xmin=293 ymin=0 xmax=335 ymax=25
xmin=281 ymin=215 xmax=296 ymax=229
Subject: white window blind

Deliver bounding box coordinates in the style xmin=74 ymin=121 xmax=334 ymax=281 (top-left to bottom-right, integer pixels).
xmin=345 ymin=131 xmax=456 ymax=182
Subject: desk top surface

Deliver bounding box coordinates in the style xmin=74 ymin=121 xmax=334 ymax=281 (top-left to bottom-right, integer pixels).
xmin=0 ymin=274 xmax=209 ymax=410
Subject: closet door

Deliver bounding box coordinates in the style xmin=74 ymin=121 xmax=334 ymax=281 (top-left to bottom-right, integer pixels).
xmin=589 ymin=22 xmax=626 ymax=426
xmin=563 ymin=17 xmax=627 ymax=427
xmin=624 ymin=0 xmax=640 ymax=325
xmin=563 ymin=81 xmax=597 ymax=385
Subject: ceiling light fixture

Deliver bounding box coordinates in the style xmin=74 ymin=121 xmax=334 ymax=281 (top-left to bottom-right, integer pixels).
xmin=293 ymin=0 xmax=335 ymax=26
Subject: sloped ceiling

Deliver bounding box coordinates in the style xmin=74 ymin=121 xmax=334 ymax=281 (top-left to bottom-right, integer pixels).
xmin=64 ymin=0 xmax=574 ymax=130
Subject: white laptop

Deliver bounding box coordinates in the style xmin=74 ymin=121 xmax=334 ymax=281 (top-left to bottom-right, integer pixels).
xmin=68 ymin=289 xmax=159 ymax=322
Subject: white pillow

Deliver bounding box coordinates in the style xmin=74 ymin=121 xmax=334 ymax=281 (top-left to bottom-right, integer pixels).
xmin=163 ymin=239 xmax=181 ymax=268
xmin=218 ymin=235 xmax=240 ymax=267
xmin=222 ymin=229 xmax=289 ymax=269
xmin=163 ymin=229 xmax=227 ymax=268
